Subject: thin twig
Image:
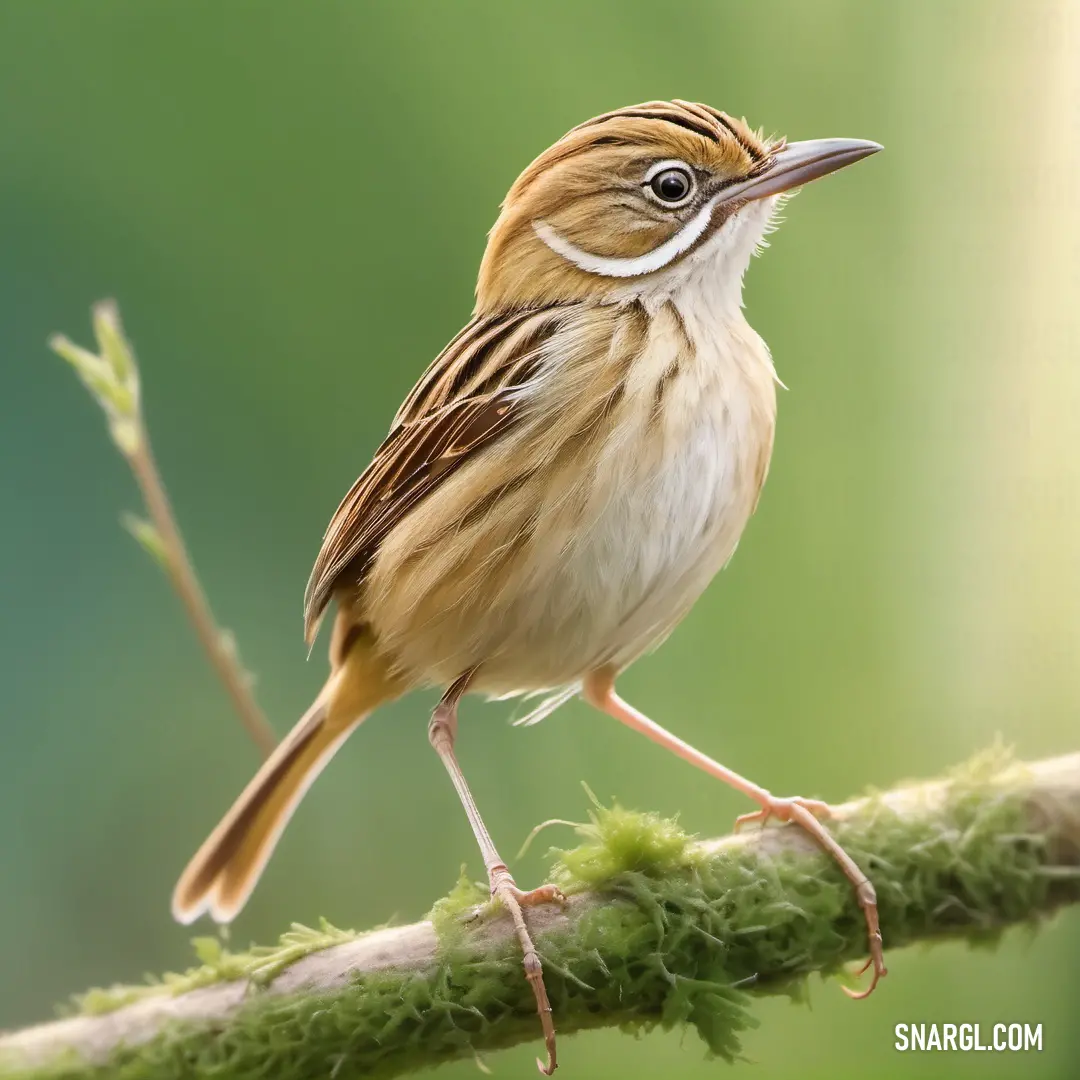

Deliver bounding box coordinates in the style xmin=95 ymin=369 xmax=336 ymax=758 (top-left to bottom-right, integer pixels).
xmin=124 ymin=429 xmax=276 ymax=756
xmin=49 ymin=301 xmax=277 ymax=758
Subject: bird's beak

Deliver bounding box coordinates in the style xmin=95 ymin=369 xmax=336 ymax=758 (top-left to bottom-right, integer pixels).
xmin=717 ymin=137 xmax=883 ymax=205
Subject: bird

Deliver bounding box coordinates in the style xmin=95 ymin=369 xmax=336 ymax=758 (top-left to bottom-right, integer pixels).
xmin=172 ymin=99 xmax=883 ymax=1073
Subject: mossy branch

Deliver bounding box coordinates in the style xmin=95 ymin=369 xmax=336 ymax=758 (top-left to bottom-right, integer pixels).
xmin=2 ymin=750 xmax=1078 ymax=1080
xmin=50 ymin=303 xmax=276 ymax=757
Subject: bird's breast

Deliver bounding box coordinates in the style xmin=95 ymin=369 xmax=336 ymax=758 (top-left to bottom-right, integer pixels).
xmin=365 ymin=300 xmax=777 ymax=694
xmin=569 ymin=301 xmax=778 ymax=666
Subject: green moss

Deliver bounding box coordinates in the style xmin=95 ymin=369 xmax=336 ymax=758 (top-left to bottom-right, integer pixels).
xmin=552 ymin=796 xmax=697 ymax=889
xmin=427 ymin=866 xmax=489 ymax=947
xmin=70 ymin=920 xmax=358 ymax=1017
xmin=6 ymin=749 xmax=1077 ymax=1080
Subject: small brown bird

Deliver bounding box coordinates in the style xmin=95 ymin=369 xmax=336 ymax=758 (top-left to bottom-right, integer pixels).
xmin=173 ymin=100 xmax=883 ymax=1071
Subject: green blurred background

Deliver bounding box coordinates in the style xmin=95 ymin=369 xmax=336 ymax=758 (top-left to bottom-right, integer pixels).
xmin=2 ymin=1 xmax=1078 ymax=1076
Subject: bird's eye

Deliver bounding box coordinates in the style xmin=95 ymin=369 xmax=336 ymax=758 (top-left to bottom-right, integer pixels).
xmin=648 ymin=166 xmax=694 ymax=206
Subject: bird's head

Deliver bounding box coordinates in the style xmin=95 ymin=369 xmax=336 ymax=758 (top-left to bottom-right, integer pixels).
xmin=476 ymin=99 xmax=880 ymax=312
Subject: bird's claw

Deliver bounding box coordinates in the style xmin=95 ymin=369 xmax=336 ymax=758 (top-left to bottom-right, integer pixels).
xmin=734 ymin=794 xmax=832 ymax=831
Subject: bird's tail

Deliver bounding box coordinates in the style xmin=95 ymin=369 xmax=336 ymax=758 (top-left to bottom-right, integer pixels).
xmin=171 ymin=632 xmax=401 ymax=924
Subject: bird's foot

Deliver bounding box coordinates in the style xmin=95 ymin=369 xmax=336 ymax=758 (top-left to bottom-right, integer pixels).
xmin=489 ymin=865 xmax=567 ymax=1075
xmin=734 ymin=793 xmax=832 ymax=830
xmin=735 ymin=792 xmax=886 ymax=999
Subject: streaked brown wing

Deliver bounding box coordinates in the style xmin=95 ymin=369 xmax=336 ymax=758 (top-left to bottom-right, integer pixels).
xmin=303 ymin=308 xmax=563 ymax=643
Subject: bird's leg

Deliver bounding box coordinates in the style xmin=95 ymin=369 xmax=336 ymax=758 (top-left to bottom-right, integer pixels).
xmin=428 ymin=673 xmax=566 ymax=1075
xmin=582 ymin=668 xmax=886 ymax=999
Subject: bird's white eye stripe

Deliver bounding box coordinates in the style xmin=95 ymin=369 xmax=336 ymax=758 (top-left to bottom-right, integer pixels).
xmin=533 ymin=193 xmax=720 ymax=279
